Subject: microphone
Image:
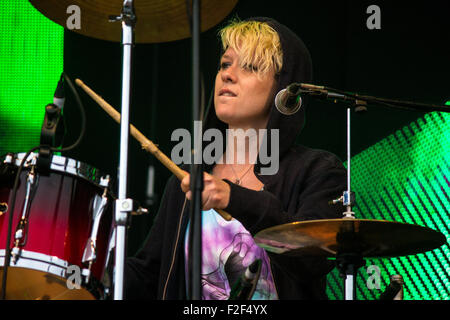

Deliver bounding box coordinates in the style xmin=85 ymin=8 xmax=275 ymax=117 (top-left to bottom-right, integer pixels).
xmin=228 ymin=259 xmax=262 ymax=300
xmin=40 ymin=73 xmax=66 ymax=151
xmin=275 ymin=83 xmax=303 ymax=115
xmin=53 ymin=73 xmax=65 ymax=109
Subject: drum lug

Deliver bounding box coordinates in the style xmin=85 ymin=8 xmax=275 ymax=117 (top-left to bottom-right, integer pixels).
xmin=12 ymin=218 xmax=27 ymax=263
xmin=81 ymin=268 xmax=92 ymax=285
xmin=11 ymin=246 xmax=21 ymax=264
xmin=12 ymin=166 xmax=39 ymax=262
xmin=82 ymin=185 xmax=109 ymax=281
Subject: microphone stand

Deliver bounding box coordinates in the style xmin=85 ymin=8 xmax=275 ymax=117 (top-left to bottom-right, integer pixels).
xmin=188 ymin=0 xmax=203 ymax=301
xmin=300 ymin=83 xmax=450 ymax=113
xmin=109 ymin=0 xmax=136 ymax=300
xmin=302 ymin=84 xmax=450 ymax=300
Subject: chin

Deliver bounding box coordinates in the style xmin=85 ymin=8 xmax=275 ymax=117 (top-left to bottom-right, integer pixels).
xmin=214 ymin=104 xmax=235 ymax=124
xmin=215 ymin=111 xmax=235 ymax=125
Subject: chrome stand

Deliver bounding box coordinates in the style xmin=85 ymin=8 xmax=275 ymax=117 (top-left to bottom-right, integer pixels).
xmin=336 ymin=106 xmax=366 ymax=300
xmin=331 ymin=105 xmax=362 ymax=300
xmin=109 ymin=0 xmax=136 ymax=300
xmin=341 ymin=108 xmax=357 ymax=300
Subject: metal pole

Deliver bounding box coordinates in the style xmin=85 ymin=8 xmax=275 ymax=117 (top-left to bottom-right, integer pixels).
xmin=344 ymin=270 xmax=355 ymax=300
xmin=342 ymin=107 xmax=355 ymax=219
xmin=347 ymin=107 xmax=351 ymax=198
xmin=345 ymin=274 xmax=353 ymax=300
xmin=113 ymin=0 xmax=135 ymax=300
xmin=343 ymin=107 xmax=355 ymax=300
xmin=189 ymin=0 xmax=203 ymax=300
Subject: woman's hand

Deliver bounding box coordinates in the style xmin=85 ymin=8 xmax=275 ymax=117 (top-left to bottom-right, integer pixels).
xmin=180 ymin=172 xmax=231 ymax=210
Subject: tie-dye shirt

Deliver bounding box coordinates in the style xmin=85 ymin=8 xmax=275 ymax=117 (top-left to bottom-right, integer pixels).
xmin=184 ymin=209 xmax=278 ymax=300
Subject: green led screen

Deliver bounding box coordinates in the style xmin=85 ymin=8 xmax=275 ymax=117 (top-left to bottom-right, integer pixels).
xmin=0 ymin=0 xmax=64 ymax=156
xmin=327 ymin=111 xmax=450 ymax=300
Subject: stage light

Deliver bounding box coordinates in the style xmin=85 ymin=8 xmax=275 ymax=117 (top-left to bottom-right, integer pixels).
xmin=0 ymin=0 xmax=63 ymax=156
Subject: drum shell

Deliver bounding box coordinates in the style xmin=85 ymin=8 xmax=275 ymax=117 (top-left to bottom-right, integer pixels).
xmin=0 ymin=155 xmax=113 ymax=297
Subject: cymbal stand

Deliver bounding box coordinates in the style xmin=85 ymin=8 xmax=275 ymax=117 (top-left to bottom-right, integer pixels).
xmin=109 ymin=0 xmax=136 ymax=300
xmin=302 ymin=82 xmax=450 ymax=299
xmin=340 ymin=106 xmax=357 ymax=300
xmin=330 ymin=97 xmax=366 ymax=300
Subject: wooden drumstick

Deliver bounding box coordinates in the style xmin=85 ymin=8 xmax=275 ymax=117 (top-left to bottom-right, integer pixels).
xmin=75 ymin=79 xmax=233 ymax=221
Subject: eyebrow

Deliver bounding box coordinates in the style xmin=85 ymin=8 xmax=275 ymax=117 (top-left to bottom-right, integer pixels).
xmin=221 ymin=54 xmax=233 ymax=60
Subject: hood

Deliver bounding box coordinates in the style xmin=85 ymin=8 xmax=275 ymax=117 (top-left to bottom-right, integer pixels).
xmin=203 ymin=17 xmax=313 ymax=178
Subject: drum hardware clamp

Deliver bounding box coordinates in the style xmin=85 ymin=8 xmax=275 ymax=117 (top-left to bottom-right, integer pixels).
xmin=115 ymin=199 xmax=148 ymax=221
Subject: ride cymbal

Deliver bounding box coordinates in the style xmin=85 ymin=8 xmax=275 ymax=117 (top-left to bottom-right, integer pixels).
xmin=30 ymin=0 xmax=238 ymax=43
xmin=254 ymin=218 xmax=447 ymax=258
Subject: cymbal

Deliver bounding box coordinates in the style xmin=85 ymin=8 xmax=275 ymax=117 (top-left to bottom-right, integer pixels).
xmin=29 ymin=0 xmax=238 ymax=43
xmin=254 ymin=218 xmax=447 ymax=258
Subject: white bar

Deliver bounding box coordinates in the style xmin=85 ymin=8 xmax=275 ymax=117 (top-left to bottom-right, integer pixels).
xmin=345 ymin=274 xmax=354 ymax=300
xmin=347 ymin=108 xmax=351 ymax=193
xmin=114 ymin=17 xmax=133 ymax=300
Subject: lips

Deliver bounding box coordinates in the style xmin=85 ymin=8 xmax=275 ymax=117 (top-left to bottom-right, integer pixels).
xmin=218 ymin=88 xmax=237 ymax=97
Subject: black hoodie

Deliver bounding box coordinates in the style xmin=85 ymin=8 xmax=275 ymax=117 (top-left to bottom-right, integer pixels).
xmin=124 ymin=17 xmax=347 ymax=300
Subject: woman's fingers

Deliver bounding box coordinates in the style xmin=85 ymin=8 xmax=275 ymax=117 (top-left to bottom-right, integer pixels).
xmin=180 ymin=172 xmax=231 ymax=210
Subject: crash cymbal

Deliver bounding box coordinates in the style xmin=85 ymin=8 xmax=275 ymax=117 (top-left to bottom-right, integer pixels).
xmin=29 ymin=0 xmax=238 ymax=43
xmin=254 ymin=218 xmax=447 ymax=258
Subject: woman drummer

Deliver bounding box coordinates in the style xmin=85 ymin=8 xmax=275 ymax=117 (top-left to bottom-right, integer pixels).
xmin=124 ymin=17 xmax=346 ymax=300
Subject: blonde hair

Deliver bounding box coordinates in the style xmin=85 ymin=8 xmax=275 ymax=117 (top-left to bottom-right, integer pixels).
xmin=218 ymin=19 xmax=283 ymax=77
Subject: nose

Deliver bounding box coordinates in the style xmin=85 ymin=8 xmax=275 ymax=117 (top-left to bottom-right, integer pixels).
xmin=221 ymin=64 xmax=237 ymax=83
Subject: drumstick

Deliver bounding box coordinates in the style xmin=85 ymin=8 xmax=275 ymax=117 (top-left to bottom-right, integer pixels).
xmin=75 ymin=79 xmax=233 ymax=222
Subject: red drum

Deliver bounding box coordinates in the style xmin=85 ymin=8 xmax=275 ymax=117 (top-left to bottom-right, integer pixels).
xmin=0 ymin=153 xmax=114 ymax=300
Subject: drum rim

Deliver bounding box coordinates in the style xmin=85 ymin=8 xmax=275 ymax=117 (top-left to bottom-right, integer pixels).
xmin=3 ymin=152 xmax=110 ymax=188
xmin=0 ymin=249 xmax=98 ymax=299
xmin=0 ymin=248 xmax=68 ymax=275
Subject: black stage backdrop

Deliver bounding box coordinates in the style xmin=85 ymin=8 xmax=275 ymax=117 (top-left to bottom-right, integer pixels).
xmin=61 ymin=0 xmax=450 ymax=256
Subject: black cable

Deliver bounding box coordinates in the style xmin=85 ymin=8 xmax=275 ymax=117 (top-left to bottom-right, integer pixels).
xmin=59 ymin=73 xmax=87 ymax=152
xmin=0 ymin=72 xmax=86 ymax=300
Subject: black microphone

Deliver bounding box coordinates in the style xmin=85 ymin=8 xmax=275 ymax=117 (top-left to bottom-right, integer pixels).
xmin=275 ymin=83 xmax=303 ymax=115
xmin=228 ymin=259 xmax=262 ymax=300
xmin=53 ymin=73 xmax=65 ymax=109
xmin=40 ymin=73 xmax=66 ymax=151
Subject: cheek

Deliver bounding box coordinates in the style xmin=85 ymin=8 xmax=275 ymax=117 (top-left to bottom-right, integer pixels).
xmin=214 ymin=72 xmax=222 ymax=91
xmin=260 ymin=80 xmax=277 ymax=108
xmin=213 ymin=74 xmax=221 ymax=101
xmin=249 ymin=83 xmax=275 ymax=111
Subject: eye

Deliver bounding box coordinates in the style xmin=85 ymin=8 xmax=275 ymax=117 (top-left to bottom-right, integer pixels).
xmin=220 ymin=61 xmax=231 ymax=70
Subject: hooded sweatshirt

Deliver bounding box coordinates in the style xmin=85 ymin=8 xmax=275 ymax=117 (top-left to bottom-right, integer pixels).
xmin=124 ymin=17 xmax=347 ymax=300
